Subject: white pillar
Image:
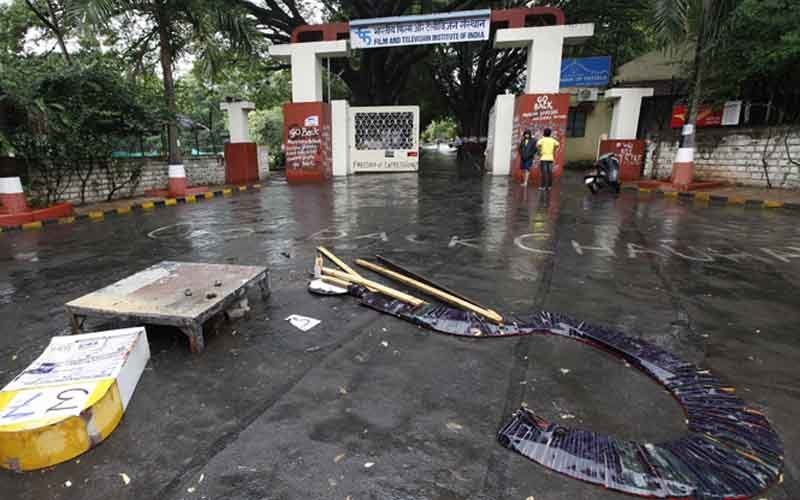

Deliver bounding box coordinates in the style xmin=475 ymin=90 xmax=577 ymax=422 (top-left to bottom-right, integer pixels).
xmin=605 ymin=88 xmax=654 ymax=139
xmin=489 ymin=94 xmax=516 ymax=176
xmin=494 ymin=24 xmax=594 ymax=94
xmin=331 ymin=100 xmax=350 ymax=176
xmin=220 ymin=100 xmax=255 ymax=143
xmin=269 ymin=41 xmax=349 ymax=103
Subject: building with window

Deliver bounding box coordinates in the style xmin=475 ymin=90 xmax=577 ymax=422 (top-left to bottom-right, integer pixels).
xmin=561 ymin=46 xmax=690 ymax=164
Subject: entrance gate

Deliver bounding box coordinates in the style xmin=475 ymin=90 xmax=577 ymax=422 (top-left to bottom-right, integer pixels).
xmin=269 ymin=8 xmax=628 ymax=184
xmin=349 ymin=106 xmax=420 ymax=173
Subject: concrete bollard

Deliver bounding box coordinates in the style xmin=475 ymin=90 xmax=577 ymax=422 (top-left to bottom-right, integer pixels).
xmin=0 ymin=177 xmax=29 ymax=213
xmin=670 ymin=147 xmax=695 ymax=187
xmin=168 ymin=164 xmax=187 ymax=197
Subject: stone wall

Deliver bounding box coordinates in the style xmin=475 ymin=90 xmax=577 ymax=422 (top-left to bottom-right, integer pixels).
xmin=645 ymin=126 xmax=800 ymax=189
xmin=29 ymin=156 xmax=225 ymax=205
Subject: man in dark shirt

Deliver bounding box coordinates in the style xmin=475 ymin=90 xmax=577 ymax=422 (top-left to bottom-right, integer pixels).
xmin=518 ymin=129 xmax=536 ymax=187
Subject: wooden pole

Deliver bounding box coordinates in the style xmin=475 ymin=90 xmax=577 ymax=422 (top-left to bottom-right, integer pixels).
xmin=321 ymin=276 xmax=352 ymax=288
xmin=375 ymin=254 xmax=490 ymax=310
xmin=317 ymin=246 xmax=363 ymax=278
xmin=321 ymin=267 xmax=425 ymax=308
xmin=354 ymin=259 xmax=504 ymax=324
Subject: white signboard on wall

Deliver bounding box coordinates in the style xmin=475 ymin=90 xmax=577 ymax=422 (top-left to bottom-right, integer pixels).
xmin=349 ymin=106 xmax=420 ymax=173
xmin=350 ymin=10 xmax=491 ymax=49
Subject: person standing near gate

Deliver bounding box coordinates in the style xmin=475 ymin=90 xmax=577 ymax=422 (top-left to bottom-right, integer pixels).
xmin=536 ymin=128 xmax=560 ymax=190
xmin=518 ymin=129 xmax=536 ymax=187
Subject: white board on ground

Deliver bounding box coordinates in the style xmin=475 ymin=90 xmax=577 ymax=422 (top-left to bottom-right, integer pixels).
xmin=0 ymin=327 xmax=150 ymax=471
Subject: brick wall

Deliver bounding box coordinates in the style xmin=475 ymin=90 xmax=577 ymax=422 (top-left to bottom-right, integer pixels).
xmin=645 ymin=126 xmax=800 ymax=188
xmin=29 ymin=156 xmax=225 ymax=205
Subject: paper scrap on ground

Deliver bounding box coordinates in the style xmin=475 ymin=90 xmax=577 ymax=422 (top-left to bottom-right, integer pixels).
xmin=308 ymin=278 xmax=348 ymax=295
xmin=286 ymin=315 xmax=321 ymax=332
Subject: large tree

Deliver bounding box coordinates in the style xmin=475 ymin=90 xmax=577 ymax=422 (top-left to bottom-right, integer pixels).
xmin=81 ymin=0 xmax=253 ymax=165
xmin=652 ymin=0 xmax=738 ymax=154
xmin=228 ymin=0 xmax=658 ymax=139
xmin=237 ymin=0 xmax=487 ymax=105
xmin=702 ymin=0 xmax=800 ymax=122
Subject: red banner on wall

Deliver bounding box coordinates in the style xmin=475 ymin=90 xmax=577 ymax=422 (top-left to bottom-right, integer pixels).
xmin=670 ymin=104 xmax=723 ymax=129
xmin=283 ymin=102 xmax=332 ymax=182
xmin=510 ymin=93 xmax=570 ymax=183
xmin=598 ymin=139 xmax=645 ymax=182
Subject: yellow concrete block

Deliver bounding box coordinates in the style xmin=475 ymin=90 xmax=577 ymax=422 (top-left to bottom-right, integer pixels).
xmin=223 ymin=188 xmax=233 ymax=196
xmin=88 ymin=211 xmax=104 ymax=221
xmin=728 ymin=197 xmax=746 ymax=205
xmin=663 ymin=191 xmax=679 ymax=198
xmin=185 ymin=195 xmax=197 ymax=203
xmin=58 ymin=217 xmax=75 ymax=224
xmin=116 ymin=206 xmax=131 ymax=215
xmin=252 ymin=183 xmax=262 ymax=189
xmin=165 ymin=198 xmax=177 ymax=206
xmin=694 ymin=192 xmax=711 ymax=201
xmin=0 ymin=328 xmax=149 ymax=471
xmin=21 ymin=221 xmax=42 ymax=231
xmin=763 ymin=200 xmax=784 ymax=208
xmin=203 ymin=192 xmax=214 ymax=199
xmin=141 ymin=202 xmax=155 ymax=210
xmin=238 ymin=185 xmax=247 ymax=192
xmin=638 ymin=188 xmax=652 ymax=194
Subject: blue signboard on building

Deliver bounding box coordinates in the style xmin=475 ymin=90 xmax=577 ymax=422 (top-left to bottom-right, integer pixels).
xmin=560 ymin=56 xmax=612 ymax=87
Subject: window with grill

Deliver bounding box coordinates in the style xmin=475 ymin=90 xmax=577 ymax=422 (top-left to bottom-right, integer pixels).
xmin=566 ymin=109 xmax=587 ymax=138
xmin=354 ymin=112 xmax=414 ymax=150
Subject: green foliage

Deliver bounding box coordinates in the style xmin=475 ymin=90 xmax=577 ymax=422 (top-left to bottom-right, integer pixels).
xmin=0 ymin=1 xmax=37 ymax=58
xmin=1 ymin=58 xmax=154 ymax=203
xmin=421 ymin=118 xmax=458 ymax=143
xmin=561 ymin=0 xmax=656 ymax=72
xmin=248 ymin=107 xmax=283 ymax=151
xmin=703 ymin=0 xmax=800 ymax=117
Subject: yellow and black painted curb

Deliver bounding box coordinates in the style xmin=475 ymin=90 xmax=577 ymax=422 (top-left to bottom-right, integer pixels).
xmin=620 ymin=185 xmax=800 ymax=211
xmin=0 ymin=184 xmax=263 ymax=235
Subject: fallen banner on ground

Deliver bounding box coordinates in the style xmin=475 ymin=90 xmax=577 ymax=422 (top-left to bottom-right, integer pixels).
xmin=0 ymin=328 xmax=150 ymax=471
xmin=308 ymin=251 xmax=784 ymax=499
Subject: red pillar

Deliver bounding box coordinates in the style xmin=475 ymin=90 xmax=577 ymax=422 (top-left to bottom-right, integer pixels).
xmin=510 ymin=94 xmax=570 ymax=185
xmin=283 ymin=102 xmax=332 ymax=183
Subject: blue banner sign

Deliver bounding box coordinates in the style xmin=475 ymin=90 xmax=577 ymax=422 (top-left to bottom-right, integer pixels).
xmin=350 ymin=10 xmax=491 ymax=49
xmin=560 ymin=56 xmax=612 ymax=87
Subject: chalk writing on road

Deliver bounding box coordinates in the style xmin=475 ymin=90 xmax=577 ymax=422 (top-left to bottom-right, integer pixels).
xmin=309 ymin=228 xmax=800 ymax=266
xmin=147 ymin=223 xmax=255 ymax=241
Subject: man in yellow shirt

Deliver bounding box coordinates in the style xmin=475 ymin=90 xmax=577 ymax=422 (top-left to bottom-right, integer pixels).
xmin=536 ymin=128 xmax=560 ymax=190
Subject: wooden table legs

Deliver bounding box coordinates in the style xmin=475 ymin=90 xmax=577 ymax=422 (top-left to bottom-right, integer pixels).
xmin=68 ymin=312 xmax=86 ymax=334
xmin=182 ymin=323 xmax=205 ymax=354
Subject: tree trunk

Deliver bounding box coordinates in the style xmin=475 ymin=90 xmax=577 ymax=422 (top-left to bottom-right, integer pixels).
xmin=24 ymin=0 xmax=71 ymax=64
xmin=681 ymin=0 xmax=710 ymax=151
xmin=45 ymin=0 xmax=71 ymax=64
xmin=157 ymin=11 xmax=181 ymax=165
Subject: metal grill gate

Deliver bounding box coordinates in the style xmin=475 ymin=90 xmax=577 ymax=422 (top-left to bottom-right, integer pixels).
xmin=348 ymin=106 xmax=420 ymax=173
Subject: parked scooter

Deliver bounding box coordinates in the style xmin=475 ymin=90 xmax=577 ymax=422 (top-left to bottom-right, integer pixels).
xmin=584 ymin=153 xmax=621 ymax=194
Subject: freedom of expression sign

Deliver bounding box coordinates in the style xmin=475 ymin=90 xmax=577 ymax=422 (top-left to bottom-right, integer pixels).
xmin=350 ymin=10 xmax=491 ymax=49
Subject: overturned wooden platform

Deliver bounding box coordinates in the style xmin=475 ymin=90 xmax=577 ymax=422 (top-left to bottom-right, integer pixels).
xmin=65 ymin=261 xmax=269 ymax=353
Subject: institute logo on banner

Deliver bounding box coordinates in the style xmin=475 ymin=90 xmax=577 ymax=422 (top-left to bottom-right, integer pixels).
xmin=304 ymin=115 xmax=320 ymax=127
xmin=534 ymin=95 xmax=554 ymax=112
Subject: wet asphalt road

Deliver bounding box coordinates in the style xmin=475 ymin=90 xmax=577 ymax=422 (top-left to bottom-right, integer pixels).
xmin=1 ymin=147 xmax=799 ymax=500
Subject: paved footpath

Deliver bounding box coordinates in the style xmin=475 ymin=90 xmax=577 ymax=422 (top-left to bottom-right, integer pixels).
xmin=1 ymin=151 xmax=798 ymax=499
